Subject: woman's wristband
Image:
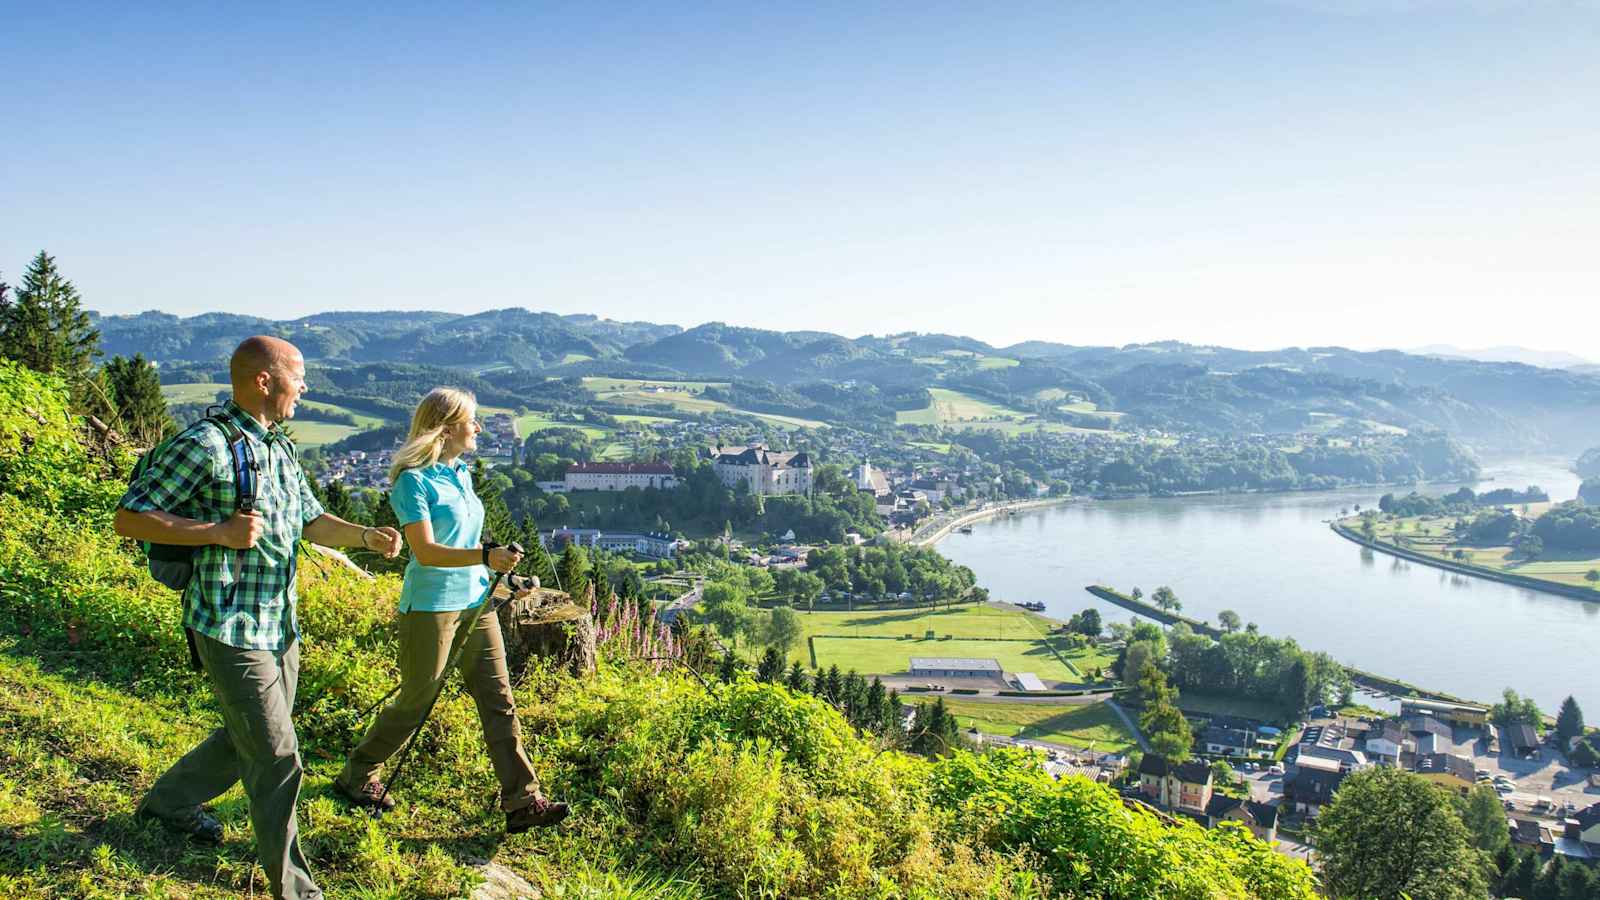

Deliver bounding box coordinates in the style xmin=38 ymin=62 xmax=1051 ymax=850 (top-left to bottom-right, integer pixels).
xmin=482 ymin=544 xmax=491 ymax=567
xmin=360 ymin=526 xmax=374 ymax=548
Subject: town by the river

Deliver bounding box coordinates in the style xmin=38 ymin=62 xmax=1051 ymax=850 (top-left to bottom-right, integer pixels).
xmin=936 ymin=458 xmax=1595 ymax=715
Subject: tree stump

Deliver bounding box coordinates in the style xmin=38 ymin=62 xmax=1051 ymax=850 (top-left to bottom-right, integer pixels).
xmin=495 ymin=583 xmax=597 ymax=677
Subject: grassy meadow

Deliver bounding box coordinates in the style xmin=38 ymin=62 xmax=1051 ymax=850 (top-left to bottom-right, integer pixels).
xmin=919 ymin=698 xmax=1140 ymax=755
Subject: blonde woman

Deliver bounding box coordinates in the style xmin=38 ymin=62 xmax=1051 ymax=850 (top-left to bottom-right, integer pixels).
xmin=334 ymin=387 xmax=568 ymax=832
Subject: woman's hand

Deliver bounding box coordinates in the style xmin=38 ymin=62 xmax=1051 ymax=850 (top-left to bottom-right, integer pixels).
xmin=487 ymin=545 xmax=523 ymax=573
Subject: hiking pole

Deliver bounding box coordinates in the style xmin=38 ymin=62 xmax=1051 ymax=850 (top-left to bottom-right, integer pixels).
xmin=370 ymin=542 xmax=529 ymax=817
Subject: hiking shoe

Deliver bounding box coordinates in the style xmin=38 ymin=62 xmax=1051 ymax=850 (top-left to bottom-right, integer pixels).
xmin=506 ymin=796 xmax=569 ymax=833
xmin=334 ymin=778 xmax=397 ymax=813
xmin=136 ymin=804 xmax=224 ymax=846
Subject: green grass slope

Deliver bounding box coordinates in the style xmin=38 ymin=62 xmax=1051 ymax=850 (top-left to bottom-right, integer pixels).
xmin=0 ymin=360 xmax=1315 ymax=899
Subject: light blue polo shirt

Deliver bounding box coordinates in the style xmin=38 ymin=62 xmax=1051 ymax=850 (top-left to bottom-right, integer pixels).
xmin=391 ymin=460 xmax=492 ymax=613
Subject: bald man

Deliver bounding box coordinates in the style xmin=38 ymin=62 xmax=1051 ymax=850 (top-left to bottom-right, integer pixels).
xmin=115 ymin=335 xmax=402 ymax=900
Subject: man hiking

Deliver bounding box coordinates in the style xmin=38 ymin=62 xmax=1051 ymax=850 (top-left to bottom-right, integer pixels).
xmin=114 ymin=335 xmax=403 ymax=900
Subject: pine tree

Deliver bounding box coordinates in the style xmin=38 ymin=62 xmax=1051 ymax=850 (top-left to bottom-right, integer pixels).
xmin=102 ymin=353 xmax=173 ymax=446
xmin=0 ymin=252 xmax=100 ymax=377
xmin=557 ymin=544 xmax=588 ymax=599
xmin=321 ymin=478 xmax=358 ymax=522
xmin=757 ymin=647 xmax=784 ymax=683
xmin=471 ymin=458 xmax=516 ymax=543
xmin=784 ymin=661 xmax=808 ymax=692
xmin=842 ymin=671 xmax=867 ymax=724
xmin=590 ymin=552 xmax=613 ymax=603
xmin=823 ymin=665 xmax=843 ymax=704
xmin=717 ymin=650 xmax=740 ymax=683
xmin=865 ymin=677 xmax=886 ymax=731
xmin=1556 ymin=695 xmax=1584 ymax=743
xmin=522 ymin=524 xmax=559 ymax=587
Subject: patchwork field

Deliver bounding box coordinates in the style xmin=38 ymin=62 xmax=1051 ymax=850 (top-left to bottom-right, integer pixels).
xmin=584 ymin=378 xmax=825 ymax=429
xmin=514 ymin=412 xmax=610 ymax=441
xmin=158 ymin=382 xmax=230 ymax=405
xmin=921 ymin=698 xmax=1140 ymax=754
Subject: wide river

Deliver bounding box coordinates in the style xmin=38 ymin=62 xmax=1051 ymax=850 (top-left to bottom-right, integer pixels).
xmin=936 ymin=458 xmax=1596 ymax=714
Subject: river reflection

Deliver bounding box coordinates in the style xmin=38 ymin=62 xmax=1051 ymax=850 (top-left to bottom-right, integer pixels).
xmin=936 ymin=458 xmax=1595 ymax=713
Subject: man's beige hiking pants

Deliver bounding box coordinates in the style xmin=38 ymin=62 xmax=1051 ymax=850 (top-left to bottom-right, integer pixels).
xmin=141 ymin=634 xmax=319 ymax=900
xmin=338 ymin=607 xmax=540 ymax=812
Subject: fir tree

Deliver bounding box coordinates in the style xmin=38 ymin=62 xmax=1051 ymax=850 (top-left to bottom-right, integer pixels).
xmin=757 ymin=647 xmax=785 ymax=683
xmin=522 ymin=524 xmax=559 ymax=587
xmin=865 ymin=677 xmax=886 ymax=730
xmin=0 ymin=252 xmax=100 ymax=378
xmin=320 ymin=478 xmax=358 ymax=522
xmin=557 ymin=544 xmax=589 ymax=599
xmin=842 ymin=671 xmax=867 ymax=725
xmin=102 ymin=353 xmax=172 ymax=446
xmin=823 ymin=665 xmax=843 ymax=704
xmin=470 ymin=458 xmax=516 ymax=543
xmin=784 ymin=661 xmax=808 ymax=692
xmin=1556 ymin=695 xmax=1584 ymax=743
xmin=717 ymin=650 xmax=740 ymax=683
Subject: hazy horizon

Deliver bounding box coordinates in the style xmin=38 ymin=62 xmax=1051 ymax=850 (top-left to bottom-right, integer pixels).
xmin=7 ymin=1 xmax=1597 ymax=356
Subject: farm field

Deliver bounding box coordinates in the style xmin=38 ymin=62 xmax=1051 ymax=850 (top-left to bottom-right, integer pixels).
xmin=585 ymin=377 xmax=825 ymax=429
xmin=514 ymin=412 xmax=610 ymax=441
xmin=282 ymin=421 xmax=364 ymax=447
xmin=895 ymin=388 xmax=1029 ymax=426
xmin=921 ymin=698 xmax=1140 ymax=754
xmin=158 ymin=382 xmax=230 ymax=405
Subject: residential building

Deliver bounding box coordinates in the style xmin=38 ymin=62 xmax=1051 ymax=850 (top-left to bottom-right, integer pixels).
xmin=709 ymin=443 xmax=813 ymax=496
xmin=543 ymin=528 xmax=678 ymax=559
xmin=1283 ymin=767 xmax=1346 ymax=817
xmin=1363 ymin=723 xmax=1409 ymax=763
xmin=1404 ymin=715 xmax=1453 ymax=741
xmin=1201 ymin=726 xmax=1255 ymax=757
xmin=909 ymin=657 xmax=1003 ymax=679
xmin=1205 ymin=796 xmax=1279 ymax=842
xmin=1138 ymin=756 xmax=1214 ymax=815
xmin=1409 ymin=752 xmax=1475 ymax=794
xmin=564 ymin=461 xmax=677 ymax=492
xmin=1297 ymin=745 xmax=1369 ymax=773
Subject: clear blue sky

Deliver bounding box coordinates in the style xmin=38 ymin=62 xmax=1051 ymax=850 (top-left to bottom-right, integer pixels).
xmin=4 ymin=1 xmax=1596 ymax=354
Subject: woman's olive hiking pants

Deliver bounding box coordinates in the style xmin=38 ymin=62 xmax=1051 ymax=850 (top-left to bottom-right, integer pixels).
xmin=337 ymin=607 xmax=540 ymax=812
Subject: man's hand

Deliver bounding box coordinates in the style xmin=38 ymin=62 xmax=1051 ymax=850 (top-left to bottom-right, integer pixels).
xmin=486 ymin=545 xmax=523 ymax=573
xmin=363 ymin=526 xmax=403 ymax=559
xmin=215 ymin=511 xmax=265 ymax=549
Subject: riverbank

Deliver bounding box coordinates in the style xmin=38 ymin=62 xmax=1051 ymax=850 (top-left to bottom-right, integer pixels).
xmin=1330 ymin=522 xmax=1600 ymax=603
xmin=1083 ymin=584 xmax=1478 ymax=706
xmin=911 ymin=497 xmax=1074 ymax=547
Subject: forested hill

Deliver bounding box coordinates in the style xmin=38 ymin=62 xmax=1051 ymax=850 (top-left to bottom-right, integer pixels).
xmin=0 ymin=359 xmax=1319 ymax=897
xmin=92 ymin=308 xmax=1600 ymax=451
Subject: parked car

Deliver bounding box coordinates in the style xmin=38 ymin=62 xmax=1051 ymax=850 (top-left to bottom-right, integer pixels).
xmin=1494 ymin=782 xmax=1515 ymax=795
xmin=1268 ymin=763 xmax=1285 ymax=775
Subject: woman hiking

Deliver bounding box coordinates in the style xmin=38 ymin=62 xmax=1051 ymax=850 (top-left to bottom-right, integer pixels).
xmin=334 ymin=387 xmax=568 ymax=832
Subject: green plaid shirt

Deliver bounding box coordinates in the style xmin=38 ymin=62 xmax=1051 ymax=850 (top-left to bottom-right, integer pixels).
xmin=120 ymin=400 xmax=325 ymax=651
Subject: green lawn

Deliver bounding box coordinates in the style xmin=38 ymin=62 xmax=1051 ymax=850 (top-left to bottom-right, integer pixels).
xmin=612 ymin=414 xmax=679 ymax=425
xmin=908 ymin=441 xmax=955 ymax=454
xmin=296 ymin=399 xmax=388 ymax=429
xmin=924 ymin=698 xmax=1140 ymax=754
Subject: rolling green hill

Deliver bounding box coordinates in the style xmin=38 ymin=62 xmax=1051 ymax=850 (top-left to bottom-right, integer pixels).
xmin=0 ymin=360 xmax=1316 ymax=898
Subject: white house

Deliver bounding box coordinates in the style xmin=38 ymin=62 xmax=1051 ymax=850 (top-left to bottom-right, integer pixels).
xmin=709 ymin=443 xmax=813 ymax=496
xmin=564 ymin=462 xmax=677 ymax=492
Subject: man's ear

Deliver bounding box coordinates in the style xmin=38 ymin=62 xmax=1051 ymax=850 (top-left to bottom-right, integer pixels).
xmin=255 ymin=369 xmax=274 ymax=394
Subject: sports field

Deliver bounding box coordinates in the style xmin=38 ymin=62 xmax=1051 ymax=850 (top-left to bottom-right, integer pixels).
xmin=919 ymin=698 xmax=1139 ymax=754
xmin=811 ymin=636 xmax=1079 ymax=682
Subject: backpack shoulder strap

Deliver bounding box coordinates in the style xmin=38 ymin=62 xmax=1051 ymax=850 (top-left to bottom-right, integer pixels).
xmin=199 ymin=407 xmax=259 ymax=513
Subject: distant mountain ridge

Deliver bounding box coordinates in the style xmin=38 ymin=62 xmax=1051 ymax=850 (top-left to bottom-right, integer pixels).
xmin=1406 ymin=344 xmax=1594 ymax=370
xmin=92 ymin=308 xmax=1600 ymax=452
